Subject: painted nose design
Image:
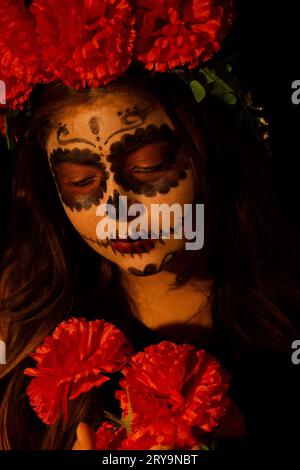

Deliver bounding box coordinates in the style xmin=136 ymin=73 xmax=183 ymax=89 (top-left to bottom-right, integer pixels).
xmin=107 ymin=189 xmax=137 ymax=222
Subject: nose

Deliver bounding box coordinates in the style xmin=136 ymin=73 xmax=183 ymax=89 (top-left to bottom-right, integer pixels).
xmin=106 ymin=189 xmax=136 ymax=222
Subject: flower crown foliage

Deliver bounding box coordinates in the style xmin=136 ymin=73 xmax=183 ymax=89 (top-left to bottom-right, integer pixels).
xmin=24 ymin=317 xmax=246 ymax=450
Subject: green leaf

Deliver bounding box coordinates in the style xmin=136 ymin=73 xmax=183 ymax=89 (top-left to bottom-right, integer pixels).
xmin=201 ymin=444 xmax=210 ymax=451
xmin=122 ymin=386 xmax=133 ymax=435
xmin=224 ymin=93 xmax=237 ymax=105
xmin=200 ymin=67 xmax=238 ymax=106
xmin=189 ymin=80 xmax=206 ymax=103
xmin=4 ymin=115 xmax=16 ymax=151
xmin=103 ymin=411 xmax=123 ymax=427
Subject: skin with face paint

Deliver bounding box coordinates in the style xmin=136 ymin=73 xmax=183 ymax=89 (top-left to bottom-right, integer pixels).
xmin=46 ymin=88 xmax=198 ymax=277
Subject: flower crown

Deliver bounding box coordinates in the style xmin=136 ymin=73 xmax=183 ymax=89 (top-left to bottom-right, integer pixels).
xmin=0 ymin=0 xmax=269 ymax=150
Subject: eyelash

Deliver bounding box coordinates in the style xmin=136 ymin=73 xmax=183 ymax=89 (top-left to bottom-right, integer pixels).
xmin=70 ymin=177 xmax=96 ymax=187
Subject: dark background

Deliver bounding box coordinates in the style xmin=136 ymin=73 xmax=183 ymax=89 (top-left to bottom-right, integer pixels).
xmin=1 ymin=0 xmax=300 ymax=249
xmin=228 ymin=0 xmax=300 ymax=224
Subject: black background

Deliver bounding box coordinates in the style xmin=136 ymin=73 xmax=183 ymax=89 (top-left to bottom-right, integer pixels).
xmin=228 ymin=0 xmax=300 ymax=223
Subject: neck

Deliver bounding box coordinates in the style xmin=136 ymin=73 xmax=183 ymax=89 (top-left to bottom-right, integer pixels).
xmin=119 ymin=260 xmax=214 ymax=333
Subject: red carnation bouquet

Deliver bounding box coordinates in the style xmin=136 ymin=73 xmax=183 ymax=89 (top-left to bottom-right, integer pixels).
xmin=24 ymin=317 xmax=246 ymax=450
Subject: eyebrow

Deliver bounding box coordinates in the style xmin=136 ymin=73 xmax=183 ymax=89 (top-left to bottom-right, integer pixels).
xmin=107 ymin=123 xmax=180 ymax=160
xmin=56 ymin=123 xmax=97 ymax=148
xmin=49 ymin=147 xmax=101 ymax=166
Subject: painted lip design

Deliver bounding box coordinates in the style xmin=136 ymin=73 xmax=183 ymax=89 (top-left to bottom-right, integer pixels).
xmin=110 ymin=237 xmax=156 ymax=255
xmin=82 ymin=226 xmax=178 ymax=257
xmin=109 ymin=227 xmax=170 ymax=255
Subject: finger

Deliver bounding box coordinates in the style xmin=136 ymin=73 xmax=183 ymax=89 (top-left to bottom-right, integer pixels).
xmin=72 ymin=438 xmax=81 ymax=450
xmin=149 ymin=445 xmax=172 ymax=450
xmin=72 ymin=422 xmax=96 ymax=450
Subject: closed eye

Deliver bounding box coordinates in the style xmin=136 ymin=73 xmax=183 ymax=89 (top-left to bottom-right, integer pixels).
xmin=126 ymin=140 xmax=180 ymax=176
xmin=131 ymin=154 xmax=176 ymax=173
xmin=70 ymin=177 xmax=97 ymax=187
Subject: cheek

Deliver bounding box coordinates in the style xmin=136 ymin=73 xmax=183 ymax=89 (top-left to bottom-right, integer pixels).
xmin=62 ymin=205 xmax=115 ymax=257
xmin=132 ymin=170 xmax=195 ymax=240
xmin=139 ymin=169 xmax=196 ymax=208
xmin=63 ymin=206 xmax=99 ymax=239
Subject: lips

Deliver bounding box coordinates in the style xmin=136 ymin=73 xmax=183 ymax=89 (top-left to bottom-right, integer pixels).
xmin=110 ymin=237 xmax=156 ymax=255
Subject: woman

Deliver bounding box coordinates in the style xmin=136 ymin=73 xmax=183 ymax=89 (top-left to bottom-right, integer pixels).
xmin=1 ymin=62 xmax=300 ymax=450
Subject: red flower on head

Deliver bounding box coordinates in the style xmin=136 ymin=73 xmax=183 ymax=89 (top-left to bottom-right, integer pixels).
xmin=24 ymin=317 xmax=134 ymax=425
xmin=30 ymin=0 xmax=136 ymax=89
xmin=1 ymin=77 xmax=34 ymax=111
xmin=134 ymin=0 xmax=234 ymax=72
xmin=0 ymin=0 xmax=49 ymax=109
xmin=116 ymin=341 xmax=231 ymax=436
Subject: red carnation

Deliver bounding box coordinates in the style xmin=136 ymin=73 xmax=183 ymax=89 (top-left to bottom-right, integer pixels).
xmin=24 ymin=317 xmax=134 ymax=425
xmin=95 ymin=422 xmax=127 ymax=450
xmin=0 ymin=77 xmax=34 ymax=111
xmin=31 ymin=0 xmax=136 ymax=89
xmin=95 ymin=418 xmax=201 ymax=450
xmin=119 ymin=421 xmax=204 ymax=450
xmin=95 ymin=412 xmax=245 ymax=450
xmin=95 ymin=420 xmax=200 ymax=450
xmin=134 ymin=0 xmax=234 ymax=72
xmin=116 ymin=342 xmax=231 ymax=438
xmin=0 ymin=0 xmax=49 ymax=109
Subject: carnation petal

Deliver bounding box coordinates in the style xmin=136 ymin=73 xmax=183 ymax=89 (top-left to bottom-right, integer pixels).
xmin=30 ymin=0 xmax=136 ymax=89
xmin=69 ymin=373 xmax=110 ymax=400
xmin=24 ymin=317 xmax=134 ymax=424
xmin=134 ymin=0 xmax=234 ymax=71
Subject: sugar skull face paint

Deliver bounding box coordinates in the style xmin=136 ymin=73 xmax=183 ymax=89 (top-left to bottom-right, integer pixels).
xmin=46 ymin=87 xmax=199 ymax=275
xmin=107 ymin=123 xmax=188 ymax=197
xmin=49 ymin=147 xmax=109 ymax=211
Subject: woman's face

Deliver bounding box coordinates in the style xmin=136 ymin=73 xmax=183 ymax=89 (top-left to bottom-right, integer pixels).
xmin=46 ymin=87 xmax=197 ymax=276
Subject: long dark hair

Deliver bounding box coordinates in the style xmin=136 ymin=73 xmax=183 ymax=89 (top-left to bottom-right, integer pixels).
xmin=1 ymin=64 xmax=300 ymax=449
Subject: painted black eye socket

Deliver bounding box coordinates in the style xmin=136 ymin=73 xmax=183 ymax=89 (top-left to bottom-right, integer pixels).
xmin=107 ymin=123 xmax=189 ymax=197
xmin=129 ymin=141 xmax=179 ymax=174
xmin=117 ymin=141 xmax=187 ymax=195
xmin=49 ymin=147 xmax=110 ymax=211
xmin=119 ymin=138 xmax=181 ymax=178
xmin=132 ymin=156 xmax=177 ymax=175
